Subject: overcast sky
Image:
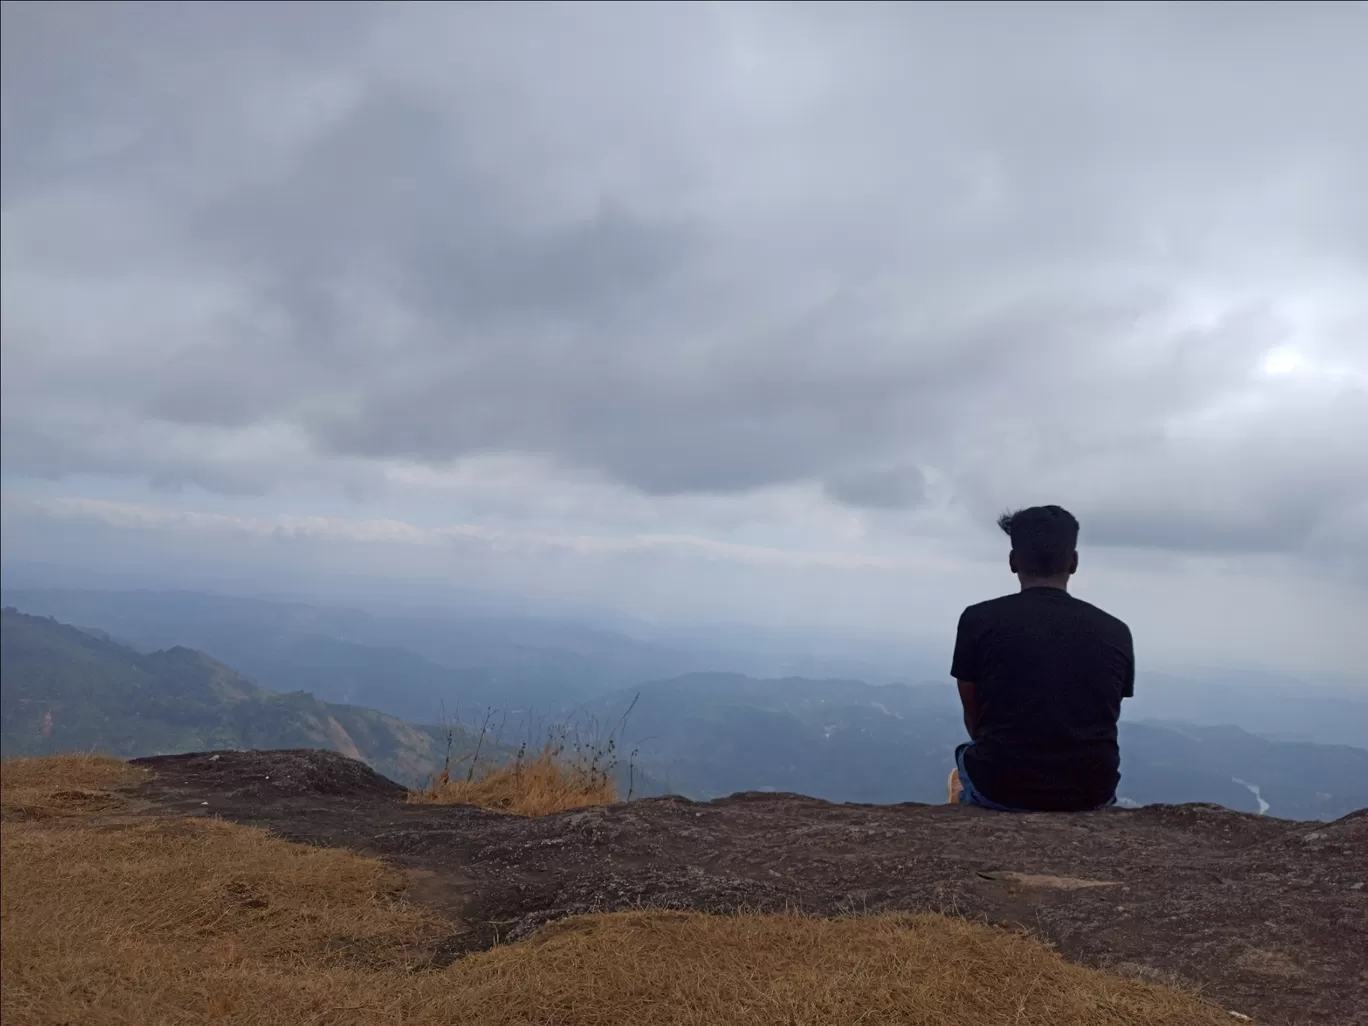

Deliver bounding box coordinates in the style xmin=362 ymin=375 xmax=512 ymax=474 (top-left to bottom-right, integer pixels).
xmin=2 ymin=2 xmax=1366 ymax=675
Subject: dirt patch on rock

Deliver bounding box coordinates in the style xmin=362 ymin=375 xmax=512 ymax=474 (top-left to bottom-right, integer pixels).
xmin=133 ymin=749 xmax=1368 ymax=1026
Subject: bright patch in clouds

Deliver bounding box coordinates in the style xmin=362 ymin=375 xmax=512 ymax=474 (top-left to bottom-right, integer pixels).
xmin=1261 ymin=347 xmax=1306 ymax=377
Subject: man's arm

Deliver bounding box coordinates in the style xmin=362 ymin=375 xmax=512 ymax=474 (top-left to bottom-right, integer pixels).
xmin=1120 ymin=623 xmax=1135 ymax=700
xmin=957 ymin=679 xmax=981 ymax=740
xmin=950 ymin=608 xmax=981 ymax=740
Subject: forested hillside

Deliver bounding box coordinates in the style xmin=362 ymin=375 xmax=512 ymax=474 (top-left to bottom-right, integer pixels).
xmin=0 ymin=609 xmax=454 ymax=785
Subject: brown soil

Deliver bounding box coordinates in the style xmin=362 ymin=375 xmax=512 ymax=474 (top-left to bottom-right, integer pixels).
xmin=133 ymin=749 xmax=1368 ymax=1026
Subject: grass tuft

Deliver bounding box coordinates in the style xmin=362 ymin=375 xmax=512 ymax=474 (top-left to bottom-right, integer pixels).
xmin=408 ymin=741 xmax=618 ymax=816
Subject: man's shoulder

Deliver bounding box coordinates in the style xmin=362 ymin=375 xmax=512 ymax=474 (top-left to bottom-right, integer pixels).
xmin=961 ymin=591 xmax=1131 ymax=637
xmin=959 ymin=593 xmax=1019 ymax=621
xmin=1067 ymin=595 xmax=1132 ymax=638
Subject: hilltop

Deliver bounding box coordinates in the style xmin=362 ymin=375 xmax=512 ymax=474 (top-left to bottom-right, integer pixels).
xmin=121 ymin=748 xmax=1366 ymax=1025
xmin=3 ymin=754 xmax=1257 ymax=1026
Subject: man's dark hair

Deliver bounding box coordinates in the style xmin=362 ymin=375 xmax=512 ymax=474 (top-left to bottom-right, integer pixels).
xmin=998 ymin=505 xmax=1079 ymax=576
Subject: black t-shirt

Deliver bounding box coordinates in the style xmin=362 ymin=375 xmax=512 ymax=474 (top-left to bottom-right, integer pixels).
xmin=951 ymin=587 xmax=1134 ymax=811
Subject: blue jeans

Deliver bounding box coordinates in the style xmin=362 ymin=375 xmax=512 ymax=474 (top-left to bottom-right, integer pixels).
xmin=954 ymin=742 xmax=1117 ymax=812
xmin=954 ymin=743 xmax=1030 ymax=811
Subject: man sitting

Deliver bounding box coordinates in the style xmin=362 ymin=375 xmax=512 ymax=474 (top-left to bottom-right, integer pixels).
xmin=950 ymin=505 xmax=1134 ymax=812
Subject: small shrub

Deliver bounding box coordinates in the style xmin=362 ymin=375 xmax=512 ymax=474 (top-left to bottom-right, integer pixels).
xmin=409 ymin=741 xmax=618 ymax=816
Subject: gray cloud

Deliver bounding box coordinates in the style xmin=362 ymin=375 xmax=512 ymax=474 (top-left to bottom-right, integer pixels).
xmin=2 ymin=0 xmax=1366 ymax=579
xmin=825 ymin=466 xmax=927 ymax=511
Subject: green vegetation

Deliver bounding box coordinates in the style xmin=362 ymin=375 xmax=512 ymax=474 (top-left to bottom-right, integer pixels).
xmin=0 ymin=609 xmax=452 ymax=785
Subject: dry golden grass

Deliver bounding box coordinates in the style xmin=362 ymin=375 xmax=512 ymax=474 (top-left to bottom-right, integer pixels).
xmin=1 ymin=752 xmax=149 ymax=821
xmin=1 ymin=755 xmax=1244 ymax=1026
xmin=410 ymin=742 xmax=618 ymax=816
xmin=459 ymin=911 xmax=1242 ymax=1026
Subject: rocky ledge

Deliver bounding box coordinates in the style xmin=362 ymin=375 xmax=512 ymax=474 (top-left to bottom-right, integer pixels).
xmin=132 ymin=749 xmax=1367 ymax=1026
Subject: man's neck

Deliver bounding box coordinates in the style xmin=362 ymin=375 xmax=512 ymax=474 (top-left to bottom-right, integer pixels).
xmin=1018 ymin=575 xmax=1070 ymax=591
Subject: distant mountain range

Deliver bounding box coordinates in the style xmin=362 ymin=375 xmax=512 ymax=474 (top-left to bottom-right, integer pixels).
xmin=7 ymin=586 xmax=1364 ymax=745
xmin=3 ymin=588 xmax=1365 ymax=820
xmin=1122 ymin=672 xmax=1368 ymax=749
xmin=1 ymin=586 xmax=696 ymax=721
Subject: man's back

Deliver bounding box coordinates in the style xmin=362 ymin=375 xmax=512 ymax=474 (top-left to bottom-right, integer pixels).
xmin=952 ymin=587 xmax=1133 ymax=811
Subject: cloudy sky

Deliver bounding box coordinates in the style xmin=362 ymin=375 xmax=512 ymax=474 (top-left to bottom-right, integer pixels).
xmin=2 ymin=2 xmax=1366 ymax=674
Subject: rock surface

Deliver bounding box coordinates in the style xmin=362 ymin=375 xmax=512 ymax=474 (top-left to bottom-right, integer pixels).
xmin=132 ymin=749 xmax=1368 ymax=1026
